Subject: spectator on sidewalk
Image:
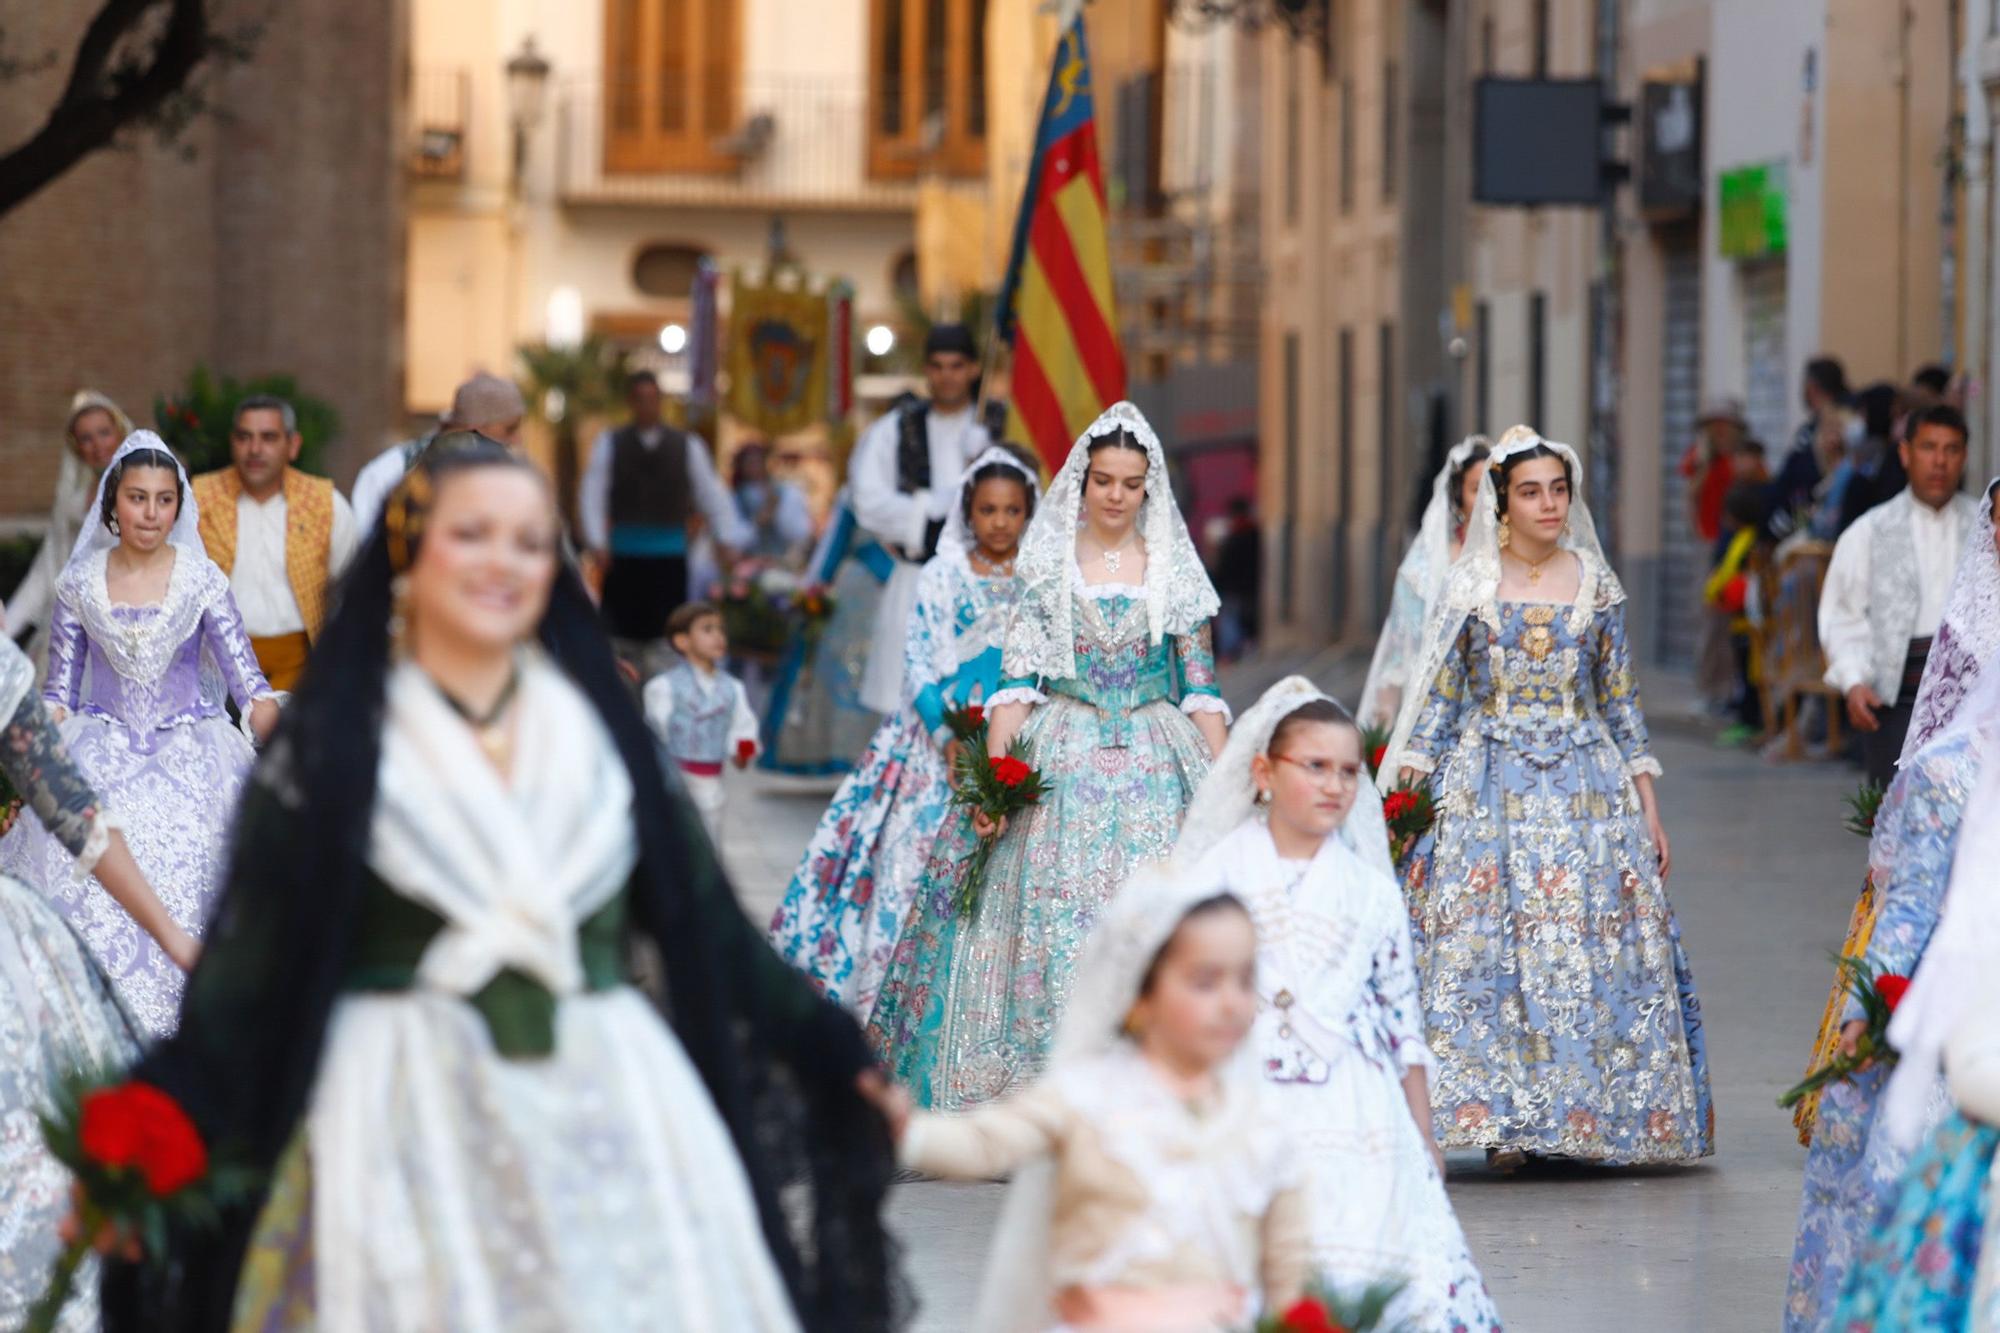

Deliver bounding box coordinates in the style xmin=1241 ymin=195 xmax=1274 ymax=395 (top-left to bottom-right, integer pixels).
xmin=1705 ymin=480 xmax=1776 ymax=746
xmin=1212 ymin=497 xmax=1262 ymax=661
xmin=1681 ymin=397 xmax=1751 ymax=711
xmin=1819 ymin=404 xmax=1982 ymax=785
xmin=1772 ymin=356 xmax=1850 ymax=531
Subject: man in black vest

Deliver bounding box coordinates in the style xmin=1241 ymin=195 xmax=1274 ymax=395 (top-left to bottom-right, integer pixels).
xmin=580 ymin=371 xmax=752 ymax=668
xmin=848 ymin=323 xmax=991 ymax=713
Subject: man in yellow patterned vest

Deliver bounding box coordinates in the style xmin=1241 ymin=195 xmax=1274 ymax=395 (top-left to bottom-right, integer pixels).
xmin=192 ymin=395 xmax=358 ymax=690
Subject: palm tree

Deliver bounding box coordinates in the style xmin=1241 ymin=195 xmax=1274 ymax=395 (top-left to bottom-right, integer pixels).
xmin=517 ymin=337 xmax=632 ymax=531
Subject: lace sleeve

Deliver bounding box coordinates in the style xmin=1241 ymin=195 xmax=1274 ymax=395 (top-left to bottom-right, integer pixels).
xmin=42 ymin=598 xmax=85 ymax=713
xmin=200 ymin=590 xmax=278 ymax=709
xmin=1591 ymin=602 xmax=1661 ymax=779
xmin=1402 ymin=614 xmax=1473 ymax=773
xmin=1173 ymin=619 xmax=1222 ymax=701
xmin=0 ymin=689 xmax=111 ymax=867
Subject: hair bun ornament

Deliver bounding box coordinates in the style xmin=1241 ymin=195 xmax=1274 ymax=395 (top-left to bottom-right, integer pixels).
xmin=384 ymin=467 xmax=435 ymax=574
xmin=1493 ymin=424 xmax=1544 ymax=457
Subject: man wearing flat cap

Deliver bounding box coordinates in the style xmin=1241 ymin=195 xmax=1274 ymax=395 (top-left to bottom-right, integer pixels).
xmin=351 ymin=371 xmax=529 ymax=535
xmin=847 ymin=322 xmax=992 ymax=714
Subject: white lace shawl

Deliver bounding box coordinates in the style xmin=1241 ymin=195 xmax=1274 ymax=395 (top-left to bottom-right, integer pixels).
xmin=1003 ymin=401 xmax=1219 ymax=682
xmin=1377 ymin=427 xmax=1626 ymax=789
xmin=970 ymin=860 xmax=1268 ymax=1333
xmin=1899 ymin=478 xmax=2000 ymax=763
xmin=1877 ymin=660 xmax=2000 ymax=1147
xmin=1176 ymin=675 xmax=1391 ymax=877
xmin=1359 ymin=437 xmax=1487 ymax=728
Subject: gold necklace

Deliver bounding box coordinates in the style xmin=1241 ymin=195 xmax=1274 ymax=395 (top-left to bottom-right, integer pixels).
xmin=1509 ymin=547 xmax=1558 ymax=586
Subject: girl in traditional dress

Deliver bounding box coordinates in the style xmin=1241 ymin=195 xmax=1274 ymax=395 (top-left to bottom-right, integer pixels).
xmin=867 ymin=401 xmax=1227 ymax=1109
xmin=1358 ymin=436 xmax=1490 ymax=730
xmin=1824 ymin=696 xmax=2000 ymax=1330
xmin=3 ymin=390 xmax=133 ymax=670
xmin=0 ymin=632 xmax=197 ymax=1332
xmin=1792 ymin=477 xmax=2000 ymax=1145
xmin=1385 ymin=425 xmax=1713 ymax=1167
xmin=0 ymin=433 xmax=275 ymax=1038
xmin=1175 ymin=677 xmax=1503 ymax=1332
xmin=84 ymin=436 xmax=898 ymax=1332
xmin=873 ymin=863 xmax=1308 ymax=1333
xmin=1783 ymin=647 xmax=2000 ymax=1330
xmin=769 ymin=446 xmax=1037 ymax=1015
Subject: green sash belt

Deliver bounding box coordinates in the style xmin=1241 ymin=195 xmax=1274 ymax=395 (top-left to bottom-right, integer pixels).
xmin=343 ymin=870 xmax=629 ymax=1059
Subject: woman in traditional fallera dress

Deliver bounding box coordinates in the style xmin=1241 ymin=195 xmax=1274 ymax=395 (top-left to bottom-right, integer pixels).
xmin=1385 ymin=426 xmax=1713 ymax=1166
xmin=867 ymin=400 xmax=1228 ymax=1109
xmin=1176 ymin=677 xmax=1502 ymax=1332
xmin=86 ymin=437 xmax=897 ymax=1331
xmin=0 ymin=433 xmax=274 ymax=1039
xmin=1793 ymin=477 xmax=2000 ymax=1145
xmin=0 ymin=632 xmax=202 ymax=1332
xmin=1358 ymin=436 xmax=1491 ymax=730
xmin=1826 ymin=703 xmax=2000 ymax=1329
xmin=1782 ymin=656 xmax=2000 ymax=1330
xmin=769 ymin=446 xmax=1037 ymax=1016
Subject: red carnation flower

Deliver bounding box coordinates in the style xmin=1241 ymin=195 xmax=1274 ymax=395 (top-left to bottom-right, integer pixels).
xmin=990 ymin=755 xmax=1032 ymax=788
xmin=965 ymin=705 xmax=985 ymax=726
xmin=78 ymin=1088 xmax=144 ymax=1169
xmin=81 ymin=1081 xmax=209 ymax=1196
xmin=1279 ymin=1297 xmax=1345 ymax=1333
xmin=1371 ymin=744 xmax=1387 ymax=771
xmin=736 ymin=738 xmax=757 ymax=762
xmin=1875 ymin=974 xmax=1912 ymax=1011
xmin=1383 ymin=790 xmax=1418 ymax=821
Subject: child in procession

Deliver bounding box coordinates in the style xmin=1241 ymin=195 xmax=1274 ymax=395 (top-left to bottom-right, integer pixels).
xmin=861 ymin=864 xmax=1309 ymax=1333
xmin=644 ymin=600 xmax=761 ymax=844
xmin=1174 ymin=677 xmax=1503 ymax=1333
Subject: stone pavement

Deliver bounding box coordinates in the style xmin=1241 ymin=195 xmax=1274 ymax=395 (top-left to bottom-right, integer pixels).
xmin=713 ymin=658 xmax=1865 ymax=1332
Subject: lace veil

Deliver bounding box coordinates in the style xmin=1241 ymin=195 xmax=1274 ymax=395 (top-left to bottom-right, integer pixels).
xmin=63 ymin=430 xmax=205 ymax=575
xmin=936 ymin=445 xmax=1043 ymax=571
xmin=1876 ymin=657 xmax=2000 ymax=1147
xmin=1004 ymin=401 xmax=1219 ymax=681
xmin=1897 ymin=477 xmax=2000 ymax=764
xmin=969 ymin=857 xmax=1243 ymax=1333
xmin=1358 ymin=436 xmax=1488 ymax=727
xmin=1175 ymin=675 xmax=1392 ymax=877
xmin=1377 ymin=426 xmax=1624 ymax=788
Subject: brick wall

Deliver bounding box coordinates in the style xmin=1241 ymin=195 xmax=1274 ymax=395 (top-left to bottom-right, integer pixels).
xmin=0 ymin=0 xmax=405 ymax=527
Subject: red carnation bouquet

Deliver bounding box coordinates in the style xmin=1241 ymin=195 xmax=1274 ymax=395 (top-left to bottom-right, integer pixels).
xmin=941 ymin=702 xmax=988 ymax=745
xmin=1777 ymin=956 xmax=1910 ymax=1109
xmin=1380 ymin=779 xmax=1436 ymax=869
xmin=28 ymin=1074 xmax=252 ymax=1333
xmin=949 ymin=739 xmax=1049 ymax=913
xmin=1360 ymin=723 xmax=1392 ymax=785
xmin=1252 ymin=1278 xmax=1407 ymax=1332
xmin=1843 ymin=778 xmax=1887 ymax=839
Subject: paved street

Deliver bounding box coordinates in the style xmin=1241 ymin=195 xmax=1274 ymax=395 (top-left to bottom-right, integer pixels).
xmin=717 ymin=660 xmax=1864 ymax=1331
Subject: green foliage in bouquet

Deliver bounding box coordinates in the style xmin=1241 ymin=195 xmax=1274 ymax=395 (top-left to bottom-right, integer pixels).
xmin=949 ymin=739 xmax=1049 ymax=914
xmin=1776 ymin=955 xmax=1910 ymax=1110
xmin=1842 ymin=779 xmax=1887 ymax=839
xmin=1252 ymin=1278 xmax=1410 ymax=1332
xmin=1381 ymin=780 xmax=1436 ymax=870
xmin=1361 ymin=722 xmax=1392 ymax=785
xmin=153 ymin=364 xmax=340 ymax=478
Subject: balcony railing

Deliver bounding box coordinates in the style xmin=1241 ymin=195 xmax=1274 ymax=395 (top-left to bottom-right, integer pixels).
xmin=556 ymin=76 xmax=923 ymax=211
xmin=409 ymin=68 xmax=469 ymax=179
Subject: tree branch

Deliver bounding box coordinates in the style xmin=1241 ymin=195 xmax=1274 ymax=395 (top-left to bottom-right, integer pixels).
xmin=0 ymin=0 xmax=210 ymax=219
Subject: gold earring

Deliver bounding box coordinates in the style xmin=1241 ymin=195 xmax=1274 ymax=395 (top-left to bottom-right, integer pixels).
xmin=388 ymin=574 xmax=411 ymax=654
xmin=1498 ymin=513 xmax=1512 ymax=550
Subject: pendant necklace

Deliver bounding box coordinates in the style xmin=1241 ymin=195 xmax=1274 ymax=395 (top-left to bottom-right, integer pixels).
xmin=1510 ymin=548 xmax=1557 ymax=587
xmin=971 ymin=549 xmax=1016 ymax=578
xmin=433 ymin=663 xmax=522 ymax=766
xmin=1095 ymin=531 xmax=1139 ymax=574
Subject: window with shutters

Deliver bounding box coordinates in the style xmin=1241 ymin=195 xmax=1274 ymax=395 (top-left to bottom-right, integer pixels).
xmin=869 ymin=0 xmax=988 ymax=180
xmin=603 ymin=0 xmax=739 ymax=173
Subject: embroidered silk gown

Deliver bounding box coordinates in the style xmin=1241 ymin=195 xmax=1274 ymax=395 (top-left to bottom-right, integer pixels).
xmin=0 ymin=547 xmax=274 ymax=1037
xmin=1400 ymin=587 xmax=1714 ymax=1164
xmin=1783 ymin=731 xmax=1983 ymax=1332
xmin=0 ymin=643 xmax=141 ymax=1333
xmin=768 ymin=551 xmax=1021 ymax=1017
xmin=866 ymin=575 xmax=1223 ymax=1109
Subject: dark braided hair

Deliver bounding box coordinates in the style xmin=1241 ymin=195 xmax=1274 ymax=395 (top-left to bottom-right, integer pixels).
xmin=98 ymin=446 xmax=184 ymax=533
xmin=959 ymin=459 xmax=1038 ymax=523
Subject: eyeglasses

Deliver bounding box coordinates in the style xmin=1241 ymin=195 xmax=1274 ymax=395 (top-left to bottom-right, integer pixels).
xmin=1272 ymin=754 xmax=1362 ymax=787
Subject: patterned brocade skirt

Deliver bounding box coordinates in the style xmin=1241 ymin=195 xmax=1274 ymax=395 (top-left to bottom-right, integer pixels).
xmin=865 ymin=694 xmax=1211 ymax=1110
xmin=1403 ymin=725 xmax=1715 ymax=1164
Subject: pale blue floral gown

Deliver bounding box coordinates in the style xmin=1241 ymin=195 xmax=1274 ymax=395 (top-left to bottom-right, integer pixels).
xmin=866 ymin=571 xmax=1223 ymax=1109
xmin=1400 ymin=579 xmax=1714 ymax=1164
xmin=1783 ymin=730 xmax=1983 ymax=1331
xmin=768 ymin=551 xmax=1020 ymax=1018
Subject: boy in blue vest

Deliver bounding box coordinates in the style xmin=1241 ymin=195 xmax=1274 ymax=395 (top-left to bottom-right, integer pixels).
xmin=643 ymin=601 xmax=761 ymax=845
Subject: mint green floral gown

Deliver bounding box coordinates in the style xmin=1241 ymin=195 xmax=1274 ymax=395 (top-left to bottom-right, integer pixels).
xmin=865 ymin=577 xmax=1223 ymax=1109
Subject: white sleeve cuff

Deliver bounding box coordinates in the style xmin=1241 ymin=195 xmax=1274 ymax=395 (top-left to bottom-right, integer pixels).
xmin=1180 ymin=694 xmax=1232 ymax=723
xmin=71 ymin=810 xmax=120 ymax=881
xmin=986 ymin=686 xmax=1046 ymax=709
xmin=1399 ymin=754 xmax=1436 ymax=776
xmin=1626 ymin=756 xmax=1664 ymax=780
xmin=237 ymin=692 xmax=286 ymax=743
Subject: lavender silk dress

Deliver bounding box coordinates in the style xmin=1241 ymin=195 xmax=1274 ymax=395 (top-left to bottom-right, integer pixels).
xmin=0 ymin=547 xmax=275 ymax=1037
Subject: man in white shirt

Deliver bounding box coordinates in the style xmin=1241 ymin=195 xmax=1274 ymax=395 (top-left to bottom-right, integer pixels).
xmin=848 ymin=323 xmax=991 ymax=714
xmin=1819 ymin=403 xmax=1981 ymax=784
xmin=579 ymin=371 xmax=752 ymax=669
xmin=191 ymin=396 xmax=360 ymax=690
xmin=351 ymin=373 xmax=527 ymax=534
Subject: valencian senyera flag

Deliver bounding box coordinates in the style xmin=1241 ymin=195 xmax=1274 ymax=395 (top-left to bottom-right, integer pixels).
xmin=996 ymin=11 xmax=1126 ymax=473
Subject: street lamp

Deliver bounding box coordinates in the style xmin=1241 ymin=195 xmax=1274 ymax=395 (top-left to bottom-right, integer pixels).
xmin=505 ymin=35 xmax=552 ymax=184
